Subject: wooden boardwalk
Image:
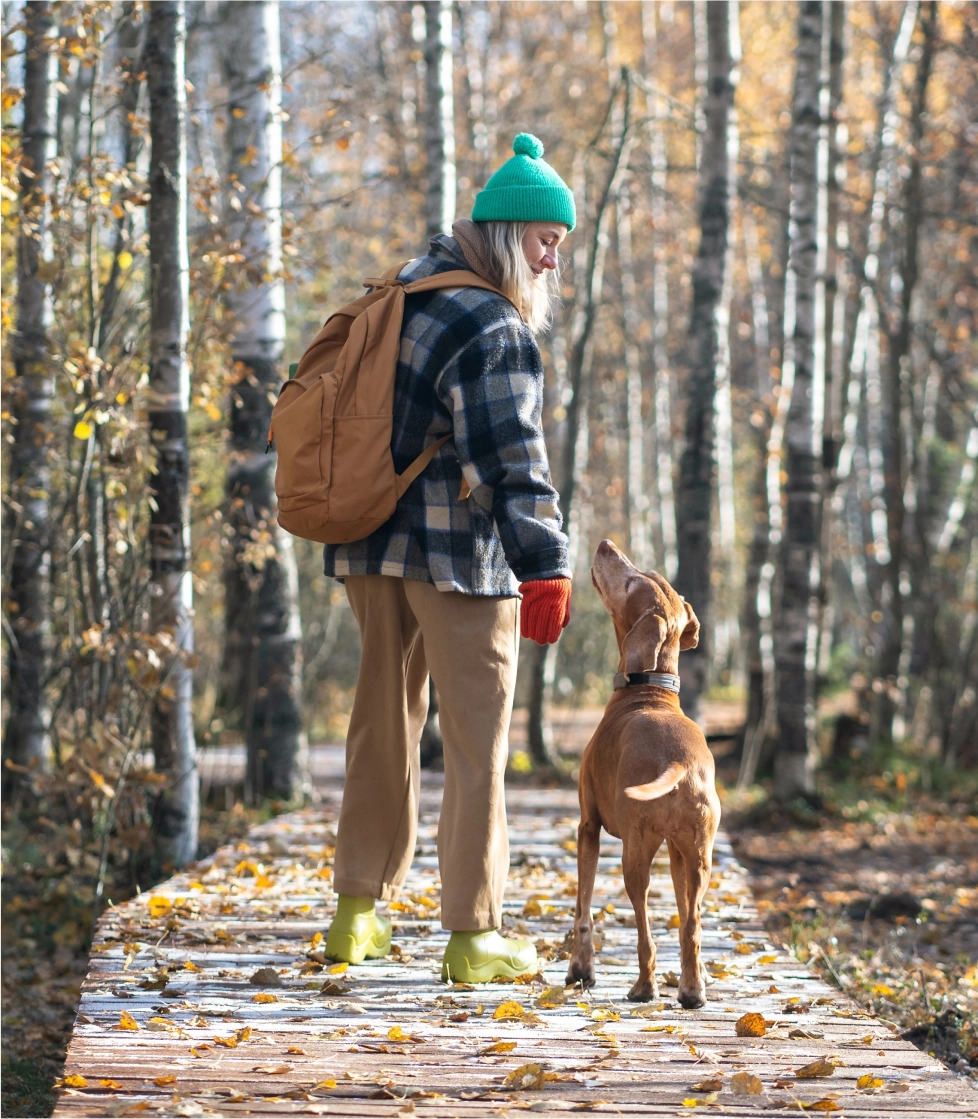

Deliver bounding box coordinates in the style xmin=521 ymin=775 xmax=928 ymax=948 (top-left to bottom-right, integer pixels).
xmin=56 ymin=748 xmax=971 ymax=1118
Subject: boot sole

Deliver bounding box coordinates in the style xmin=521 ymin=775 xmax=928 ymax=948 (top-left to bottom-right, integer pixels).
xmin=440 ymin=954 xmax=535 ymax=984
xmin=324 ymin=924 xmax=391 ymax=965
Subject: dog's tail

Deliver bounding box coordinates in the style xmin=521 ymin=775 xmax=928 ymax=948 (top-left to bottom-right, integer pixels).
xmin=624 ymin=761 xmax=687 ymax=802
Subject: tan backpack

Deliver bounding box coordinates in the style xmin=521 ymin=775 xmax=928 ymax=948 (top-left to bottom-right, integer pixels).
xmin=269 ymin=262 xmax=508 ymax=544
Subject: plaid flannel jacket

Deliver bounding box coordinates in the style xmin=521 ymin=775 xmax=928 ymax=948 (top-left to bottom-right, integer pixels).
xmin=323 ymin=235 xmax=570 ymax=596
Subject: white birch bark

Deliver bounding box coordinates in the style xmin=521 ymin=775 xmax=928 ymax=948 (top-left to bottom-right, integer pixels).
xmin=3 ymin=0 xmax=58 ymax=789
xmin=617 ymin=181 xmax=649 ymax=569
xmin=146 ymin=0 xmax=198 ymax=866
xmin=527 ymin=66 xmax=631 ymax=768
xmin=772 ymin=0 xmax=825 ymax=801
xmin=423 ymin=0 xmax=455 ymax=238
xmin=642 ymin=2 xmax=678 ymax=580
xmin=219 ymin=0 xmax=306 ymax=803
xmin=712 ymin=1 xmax=741 ymax=677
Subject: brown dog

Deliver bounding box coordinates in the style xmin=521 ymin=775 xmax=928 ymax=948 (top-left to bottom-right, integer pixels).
xmin=567 ymin=541 xmax=721 ymax=1009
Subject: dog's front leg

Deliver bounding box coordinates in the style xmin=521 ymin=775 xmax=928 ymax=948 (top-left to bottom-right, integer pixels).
xmin=566 ymin=820 xmax=601 ymax=989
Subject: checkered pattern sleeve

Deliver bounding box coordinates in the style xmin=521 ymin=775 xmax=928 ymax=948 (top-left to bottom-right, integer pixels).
xmin=436 ymin=315 xmax=571 ymax=582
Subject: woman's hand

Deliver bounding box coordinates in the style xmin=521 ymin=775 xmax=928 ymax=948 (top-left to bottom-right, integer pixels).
xmin=519 ymin=578 xmax=572 ymax=645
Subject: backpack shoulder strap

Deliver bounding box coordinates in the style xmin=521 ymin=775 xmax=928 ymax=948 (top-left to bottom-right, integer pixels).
xmin=403 ymin=269 xmax=511 ymax=304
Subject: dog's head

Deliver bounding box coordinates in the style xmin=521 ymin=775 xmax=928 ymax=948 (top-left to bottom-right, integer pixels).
xmin=590 ymin=540 xmax=700 ymax=676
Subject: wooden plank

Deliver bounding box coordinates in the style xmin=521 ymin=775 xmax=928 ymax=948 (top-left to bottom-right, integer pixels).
xmin=55 ymin=748 xmax=971 ymax=1118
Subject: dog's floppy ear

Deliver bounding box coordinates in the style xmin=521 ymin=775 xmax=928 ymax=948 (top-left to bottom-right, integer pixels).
xmin=680 ymin=604 xmax=700 ymax=650
xmin=621 ymin=610 xmax=667 ymax=674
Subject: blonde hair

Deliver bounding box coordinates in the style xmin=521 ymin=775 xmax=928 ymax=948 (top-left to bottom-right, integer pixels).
xmin=478 ymin=221 xmax=561 ymax=334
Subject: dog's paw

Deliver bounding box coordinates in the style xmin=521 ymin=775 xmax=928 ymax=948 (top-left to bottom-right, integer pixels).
xmin=566 ymin=961 xmax=596 ymax=989
xmin=677 ymin=987 xmax=707 ymax=1010
xmin=627 ymin=979 xmax=659 ymax=1002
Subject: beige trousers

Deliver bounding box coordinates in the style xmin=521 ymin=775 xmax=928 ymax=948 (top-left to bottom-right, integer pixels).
xmin=333 ymin=575 xmax=519 ymax=930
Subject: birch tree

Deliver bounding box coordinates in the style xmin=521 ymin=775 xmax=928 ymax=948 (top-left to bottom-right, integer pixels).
xmin=423 ymin=0 xmax=455 ymax=239
xmin=146 ymin=0 xmax=197 ymax=866
xmin=3 ymin=0 xmax=59 ymax=793
xmin=642 ymin=3 xmax=678 ymax=581
xmin=674 ymin=0 xmax=736 ymax=724
xmin=219 ymin=0 xmax=305 ymax=803
xmin=772 ymin=0 xmax=826 ymax=801
xmin=617 ymin=179 xmax=649 ymax=569
xmin=526 ymin=69 xmax=632 ymax=768
xmin=876 ymin=0 xmax=937 ymax=743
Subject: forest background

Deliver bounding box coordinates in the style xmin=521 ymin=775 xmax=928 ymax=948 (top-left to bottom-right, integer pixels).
xmin=1 ymin=0 xmax=977 ymax=1113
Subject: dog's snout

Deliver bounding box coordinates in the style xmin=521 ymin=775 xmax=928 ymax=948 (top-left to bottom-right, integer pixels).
xmin=597 ymin=539 xmax=614 ymax=556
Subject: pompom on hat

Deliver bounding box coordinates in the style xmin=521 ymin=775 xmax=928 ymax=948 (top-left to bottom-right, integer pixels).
xmin=471 ymin=133 xmax=576 ymax=230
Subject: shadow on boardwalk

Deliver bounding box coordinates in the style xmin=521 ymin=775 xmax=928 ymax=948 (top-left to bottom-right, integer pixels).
xmin=54 ymin=748 xmax=967 ymax=1118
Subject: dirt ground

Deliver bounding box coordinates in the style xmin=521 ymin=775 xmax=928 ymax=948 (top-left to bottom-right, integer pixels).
xmin=3 ymin=745 xmax=977 ymax=1116
xmin=721 ymin=777 xmax=978 ymax=1080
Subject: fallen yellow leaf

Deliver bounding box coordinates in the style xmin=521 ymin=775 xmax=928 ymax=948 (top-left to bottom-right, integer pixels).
xmin=251 ymin=1064 xmax=293 ymax=1075
xmin=62 ymin=1074 xmax=88 ymax=1088
xmin=313 ymin=1078 xmax=337 ymax=1090
xmin=730 ymin=1071 xmax=763 ymax=1095
xmin=757 ymin=954 xmax=778 ymax=964
xmin=73 ymin=420 xmax=93 ymax=440
xmin=183 ymin=960 xmax=200 ymax=971
xmin=504 ymin=1063 xmax=545 ymax=1090
xmin=153 ymin=1075 xmax=177 ymax=1086
xmin=478 ymin=1040 xmax=517 ymax=1055
xmin=252 ymin=992 xmax=278 ymax=1003
xmin=99 ymin=1079 xmax=123 ymax=1090
xmin=388 ymin=1025 xmax=416 ymax=1042
xmin=871 ymin=983 xmax=894 ymax=997
xmin=667 ymin=913 xmax=681 ymax=929
xmin=801 ymin=1099 xmax=842 ymax=1112
xmin=735 ymin=1012 xmax=766 ymax=1038
xmin=536 ymin=986 xmax=566 ymax=1008
xmin=682 ymin=1095 xmax=718 ymax=1107
xmin=147 ymin=895 xmax=171 ymax=919
xmin=116 ymin=1011 xmax=140 ymax=1031
xmin=795 ymin=1059 xmax=836 ymax=1079
xmin=857 ymin=1074 xmax=884 ymax=1090
xmin=493 ymin=1000 xmax=526 ymax=1020
xmin=690 ymin=1075 xmax=723 ymax=1092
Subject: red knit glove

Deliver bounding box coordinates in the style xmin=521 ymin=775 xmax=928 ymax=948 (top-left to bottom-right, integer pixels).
xmin=519 ymin=578 xmax=572 ymax=645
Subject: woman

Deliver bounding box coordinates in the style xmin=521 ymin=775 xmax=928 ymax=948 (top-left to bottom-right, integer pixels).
xmin=323 ymin=134 xmax=575 ymax=983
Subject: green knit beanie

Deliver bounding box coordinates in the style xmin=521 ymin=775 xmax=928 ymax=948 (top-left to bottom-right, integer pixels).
xmin=472 ymin=133 xmax=576 ymax=231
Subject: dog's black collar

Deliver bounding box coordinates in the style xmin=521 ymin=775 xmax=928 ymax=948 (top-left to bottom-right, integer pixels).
xmin=613 ymin=672 xmax=680 ymax=693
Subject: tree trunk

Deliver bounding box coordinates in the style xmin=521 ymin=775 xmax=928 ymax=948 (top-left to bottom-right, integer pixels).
xmin=219 ymin=0 xmax=306 ymax=803
xmin=146 ymin=0 xmax=198 ymax=867
xmin=526 ymin=73 xmax=632 ymax=768
xmin=772 ymin=1 xmax=824 ymax=802
xmin=3 ymin=0 xmax=59 ymax=797
xmin=674 ymin=1 xmax=735 ymax=725
xmin=737 ymin=203 xmax=774 ymax=785
xmin=642 ymin=3 xmax=678 ymax=580
xmin=616 ymin=180 xmax=649 ymax=569
xmin=712 ymin=1 xmax=741 ymax=682
xmin=98 ymin=1 xmax=144 ymax=353
xmin=423 ymin=0 xmax=455 ymax=240
xmin=874 ymin=0 xmax=936 ymax=744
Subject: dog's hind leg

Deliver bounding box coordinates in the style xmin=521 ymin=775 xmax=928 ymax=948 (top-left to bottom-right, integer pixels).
xmin=674 ymin=841 xmax=710 ymax=1010
xmin=566 ymin=817 xmax=601 ymax=989
xmin=623 ymin=836 xmax=662 ymax=1001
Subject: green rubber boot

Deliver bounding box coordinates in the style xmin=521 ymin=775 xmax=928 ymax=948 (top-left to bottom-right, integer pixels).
xmin=441 ymin=929 xmax=537 ymax=984
xmin=324 ymin=896 xmax=391 ymax=964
